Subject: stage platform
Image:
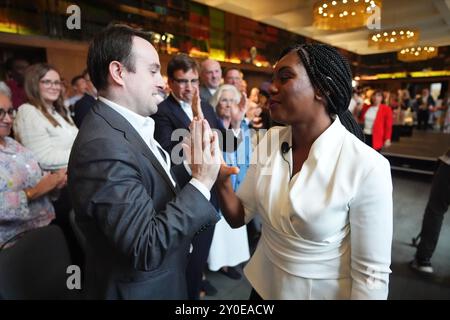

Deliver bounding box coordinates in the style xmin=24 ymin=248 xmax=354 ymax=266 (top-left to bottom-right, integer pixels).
xmin=381 ymin=130 xmax=450 ymax=175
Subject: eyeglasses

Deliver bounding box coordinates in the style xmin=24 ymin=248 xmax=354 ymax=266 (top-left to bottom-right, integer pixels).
xmin=40 ymin=79 xmax=62 ymax=88
xmin=172 ymin=78 xmax=199 ymax=86
xmin=0 ymin=108 xmax=17 ymax=120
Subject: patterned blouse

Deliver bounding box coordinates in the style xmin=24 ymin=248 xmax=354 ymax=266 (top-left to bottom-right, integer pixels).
xmin=0 ymin=136 xmax=54 ymax=248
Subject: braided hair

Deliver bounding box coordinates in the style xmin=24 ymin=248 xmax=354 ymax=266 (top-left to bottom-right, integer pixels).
xmin=279 ymin=43 xmax=364 ymax=141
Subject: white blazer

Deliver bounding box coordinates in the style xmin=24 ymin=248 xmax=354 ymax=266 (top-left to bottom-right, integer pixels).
xmin=13 ymin=103 xmax=78 ymax=171
xmin=237 ymin=117 xmax=393 ymax=299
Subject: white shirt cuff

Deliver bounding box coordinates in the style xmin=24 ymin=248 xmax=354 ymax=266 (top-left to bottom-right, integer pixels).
xmin=189 ymin=178 xmax=211 ymax=201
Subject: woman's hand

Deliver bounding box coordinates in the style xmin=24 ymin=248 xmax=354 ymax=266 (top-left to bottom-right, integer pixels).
xmin=25 ymin=168 xmax=67 ymax=201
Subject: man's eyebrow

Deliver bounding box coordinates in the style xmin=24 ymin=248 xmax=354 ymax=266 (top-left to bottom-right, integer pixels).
xmin=149 ymin=63 xmax=160 ymax=70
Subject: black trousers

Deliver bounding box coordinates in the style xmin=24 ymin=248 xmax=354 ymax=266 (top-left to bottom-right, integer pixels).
xmin=417 ymin=110 xmax=429 ymax=130
xmin=416 ymin=160 xmax=450 ymax=261
xmin=186 ymin=225 xmax=215 ymax=299
xmin=51 ymin=186 xmax=83 ymax=268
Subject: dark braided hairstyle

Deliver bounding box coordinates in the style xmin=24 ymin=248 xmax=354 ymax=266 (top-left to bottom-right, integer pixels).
xmin=279 ymin=43 xmax=364 ymax=141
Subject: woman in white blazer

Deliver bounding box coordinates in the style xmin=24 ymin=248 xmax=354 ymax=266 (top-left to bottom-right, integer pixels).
xmin=216 ymin=44 xmax=393 ymax=300
xmin=14 ymin=63 xmax=78 ymax=171
xmin=13 ymin=63 xmax=79 ymax=263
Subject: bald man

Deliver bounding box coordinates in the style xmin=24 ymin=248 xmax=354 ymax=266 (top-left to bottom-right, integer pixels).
xmin=199 ymin=59 xmax=222 ymax=103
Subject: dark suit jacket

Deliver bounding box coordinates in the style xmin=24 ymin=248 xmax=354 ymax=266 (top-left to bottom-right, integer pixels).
xmin=152 ymin=94 xmax=235 ymax=158
xmin=199 ymin=85 xmax=213 ymax=104
xmin=73 ymin=93 xmax=97 ymax=128
xmin=68 ymin=100 xmax=219 ymax=299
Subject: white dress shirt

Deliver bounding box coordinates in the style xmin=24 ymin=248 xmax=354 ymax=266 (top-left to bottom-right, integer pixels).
xmin=98 ymin=96 xmax=210 ymax=201
xmin=13 ymin=103 xmax=78 ymax=171
xmin=237 ymin=117 xmax=393 ymax=299
xmin=172 ymin=93 xmax=194 ymax=121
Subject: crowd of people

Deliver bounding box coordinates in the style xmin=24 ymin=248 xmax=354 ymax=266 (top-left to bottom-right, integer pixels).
xmin=0 ymin=24 xmax=448 ymax=300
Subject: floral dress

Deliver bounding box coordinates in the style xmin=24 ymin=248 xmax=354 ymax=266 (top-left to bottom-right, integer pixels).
xmin=0 ymin=137 xmax=54 ymax=248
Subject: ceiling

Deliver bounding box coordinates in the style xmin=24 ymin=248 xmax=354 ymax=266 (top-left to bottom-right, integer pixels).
xmin=192 ymin=0 xmax=450 ymax=55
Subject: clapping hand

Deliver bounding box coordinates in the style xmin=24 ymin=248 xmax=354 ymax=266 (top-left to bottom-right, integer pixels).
xmin=191 ymin=88 xmax=204 ymax=120
xmin=183 ymin=118 xmax=239 ymax=188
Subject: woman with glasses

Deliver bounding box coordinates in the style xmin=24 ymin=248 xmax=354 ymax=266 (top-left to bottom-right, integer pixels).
xmin=13 ymin=63 xmax=79 ymax=260
xmin=0 ymin=93 xmax=66 ymax=249
xmin=14 ymin=63 xmax=78 ymax=170
xmin=207 ymin=84 xmax=251 ymax=280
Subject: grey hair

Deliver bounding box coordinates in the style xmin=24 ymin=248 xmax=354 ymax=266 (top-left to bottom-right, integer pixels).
xmin=0 ymin=81 xmax=11 ymax=98
xmin=209 ymin=84 xmax=241 ymax=112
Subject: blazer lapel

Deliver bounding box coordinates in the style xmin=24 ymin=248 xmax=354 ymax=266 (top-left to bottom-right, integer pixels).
xmin=92 ymin=101 xmax=177 ymax=194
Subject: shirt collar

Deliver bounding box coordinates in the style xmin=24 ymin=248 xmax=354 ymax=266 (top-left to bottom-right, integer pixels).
xmin=289 ymin=116 xmax=346 ymax=162
xmin=98 ymin=96 xmax=155 ymax=142
xmin=171 ymin=93 xmax=191 ymax=108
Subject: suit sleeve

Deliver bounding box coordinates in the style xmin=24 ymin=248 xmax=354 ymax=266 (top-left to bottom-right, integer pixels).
xmin=69 ymin=137 xmax=219 ymax=272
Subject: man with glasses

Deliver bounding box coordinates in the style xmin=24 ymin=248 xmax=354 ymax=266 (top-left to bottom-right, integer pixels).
xmin=153 ymin=53 xmax=234 ymax=299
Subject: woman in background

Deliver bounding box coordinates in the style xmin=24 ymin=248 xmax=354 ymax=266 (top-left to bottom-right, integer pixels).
xmin=208 ymin=84 xmax=251 ymax=280
xmin=359 ymin=89 xmax=393 ymax=151
xmin=13 ymin=63 xmax=79 ymax=262
xmin=0 ymin=92 xmax=65 ymax=249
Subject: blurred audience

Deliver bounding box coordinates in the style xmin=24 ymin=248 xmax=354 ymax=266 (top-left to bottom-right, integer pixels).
xmin=5 ymin=57 xmax=30 ymax=109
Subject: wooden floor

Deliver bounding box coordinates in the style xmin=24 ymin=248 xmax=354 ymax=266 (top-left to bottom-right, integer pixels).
xmin=382 ymin=130 xmax=450 ymax=160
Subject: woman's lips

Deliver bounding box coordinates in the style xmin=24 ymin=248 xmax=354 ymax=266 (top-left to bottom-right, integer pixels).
xmin=269 ymin=100 xmax=280 ymax=109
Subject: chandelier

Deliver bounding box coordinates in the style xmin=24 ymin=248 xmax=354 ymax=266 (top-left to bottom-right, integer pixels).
xmin=313 ymin=0 xmax=382 ymax=31
xmin=398 ymin=46 xmax=438 ymax=62
xmin=369 ymin=29 xmax=419 ymax=50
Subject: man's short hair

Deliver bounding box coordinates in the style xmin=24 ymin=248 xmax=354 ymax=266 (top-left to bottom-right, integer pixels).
xmin=71 ymin=75 xmax=85 ymax=87
xmin=87 ymin=24 xmax=151 ymax=92
xmin=167 ymin=53 xmax=199 ymax=79
xmin=224 ymin=67 xmax=242 ymax=78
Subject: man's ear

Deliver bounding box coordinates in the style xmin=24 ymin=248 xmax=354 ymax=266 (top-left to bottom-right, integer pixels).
xmin=108 ymin=61 xmax=125 ymax=87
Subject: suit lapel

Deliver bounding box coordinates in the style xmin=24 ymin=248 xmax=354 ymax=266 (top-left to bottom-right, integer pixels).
xmin=92 ymin=101 xmax=177 ymax=194
xmin=167 ymin=95 xmax=191 ymax=129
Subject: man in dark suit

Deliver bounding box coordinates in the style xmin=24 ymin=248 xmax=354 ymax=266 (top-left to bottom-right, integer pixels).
xmin=152 ymin=54 xmax=237 ymax=299
xmin=73 ymin=71 xmax=97 ymax=128
xmin=199 ymin=59 xmax=222 ymax=104
xmin=414 ymin=88 xmax=436 ymax=130
xmin=68 ymin=25 xmax=222 ymax=299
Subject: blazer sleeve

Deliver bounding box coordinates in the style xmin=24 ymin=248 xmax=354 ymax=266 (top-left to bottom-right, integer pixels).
xmin=69 ymin=137 xmax=219 ymax=272
xmin=348 ymin=158 xmax=393 ymax=299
